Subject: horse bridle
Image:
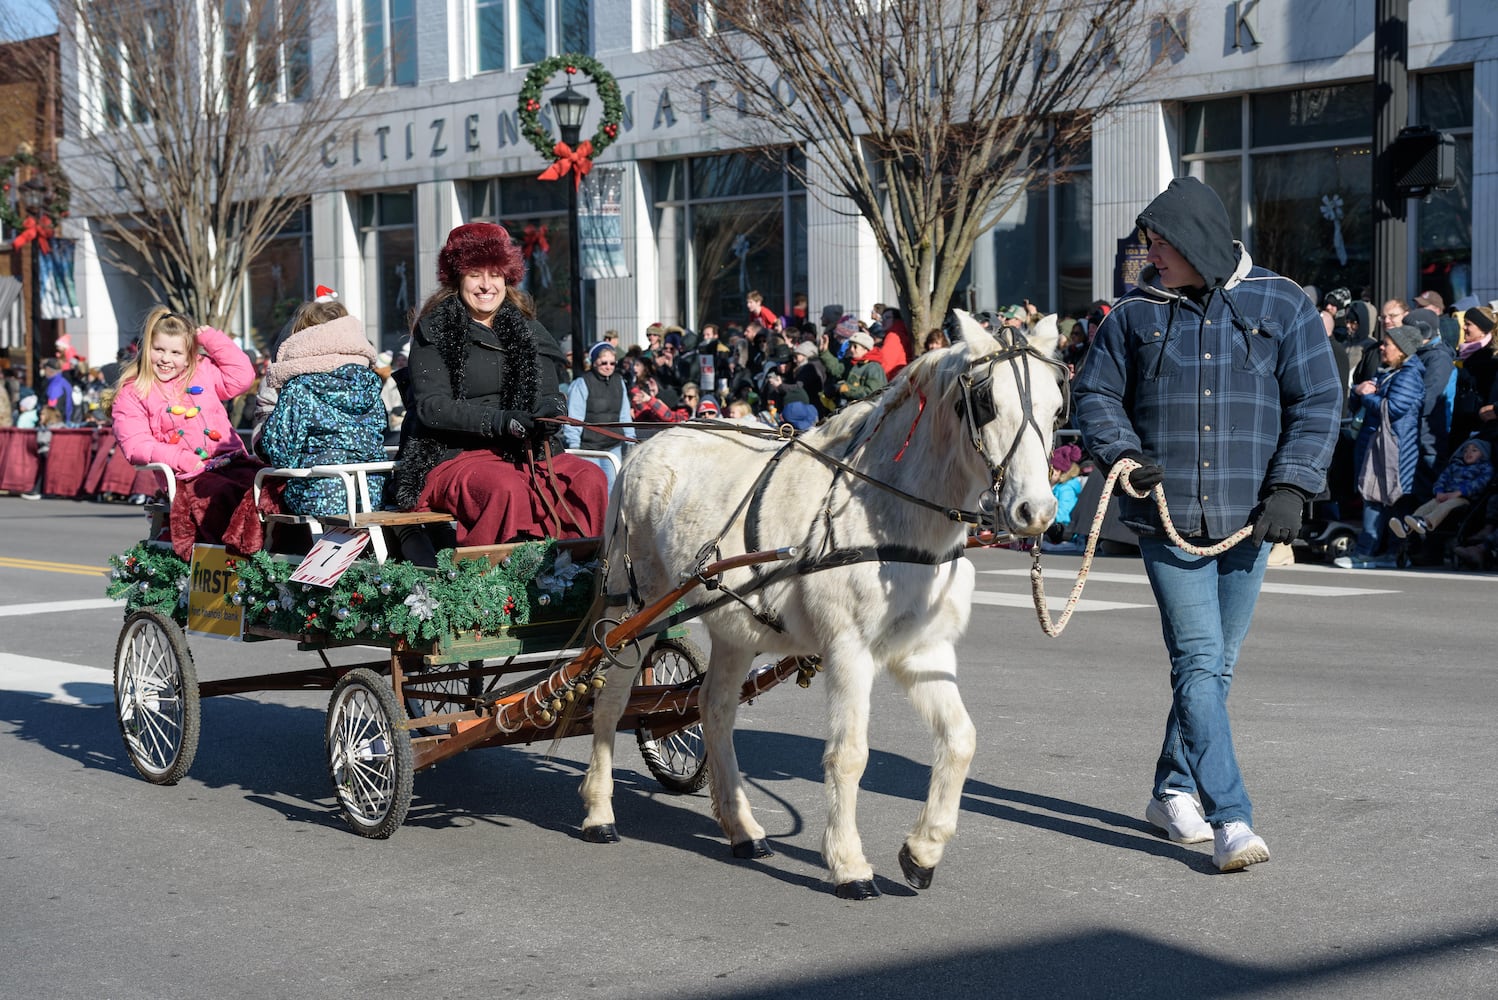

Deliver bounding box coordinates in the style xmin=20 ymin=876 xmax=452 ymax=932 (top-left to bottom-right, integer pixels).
xmin=956 ymin=328 xmax=1072 ymax=515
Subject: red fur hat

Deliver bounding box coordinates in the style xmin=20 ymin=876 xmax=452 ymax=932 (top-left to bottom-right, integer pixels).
xmin=437 ymin=222 xmax=524 ymax=288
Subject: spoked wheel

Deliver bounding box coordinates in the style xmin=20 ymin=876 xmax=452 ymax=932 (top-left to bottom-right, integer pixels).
xmin=636 ymin=638 xmax=710 ymax=793
xmin=113 ymin=610 xmax=201 ymax=785
xmin=327 ymin=668 xmax=413 ymax=839
xmin=403 ymin=661 xmax=482 ymax=737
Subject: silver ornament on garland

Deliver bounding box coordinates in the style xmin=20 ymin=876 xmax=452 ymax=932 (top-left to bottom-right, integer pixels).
xmin=231 ymin=593 xmax=243 ymax=606
xmin=335 ymin=607 xmax=350 ymax=620
xmin=266 ymin=600 xmax=279 ymax=612
xmin=379 ymin=582 xmax=392 ymax=595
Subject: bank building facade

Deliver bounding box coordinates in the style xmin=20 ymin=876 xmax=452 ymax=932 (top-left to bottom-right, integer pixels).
xmin=58 ymin=1 xmax=1498 ymax=361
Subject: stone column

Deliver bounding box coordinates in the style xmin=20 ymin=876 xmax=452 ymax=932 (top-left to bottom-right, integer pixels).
xmin=1090 ymin=102 xmax=1174 ymax=304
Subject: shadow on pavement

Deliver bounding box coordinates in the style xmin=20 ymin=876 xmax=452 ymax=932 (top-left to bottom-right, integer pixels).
xmin=1 ymin=688 xmax=1193 ymax=883
xmin=705 ymin=922 xmax=1498 ymax=999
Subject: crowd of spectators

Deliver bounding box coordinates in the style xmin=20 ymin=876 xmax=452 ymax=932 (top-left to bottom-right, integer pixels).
xmin=12 ymin=277 xmax=1498 ymax=576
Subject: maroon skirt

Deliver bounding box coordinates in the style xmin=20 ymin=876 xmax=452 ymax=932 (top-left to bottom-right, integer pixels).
xmin=417 ymin=449 xmax=607 ymax=545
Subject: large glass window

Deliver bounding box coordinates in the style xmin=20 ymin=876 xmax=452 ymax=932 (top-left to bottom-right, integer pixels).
xmin=1416 ymin=69 xmax=1474 ymax=305
xmin=651 ymin=150 xmax=808 ymax=332
xmin=224 ymin=0 xmax=312 ymax=105
xmin=664 ymin=1 xmax=704 ymax=41
xmin=98 ymin=3 xmax=167 ymax=127
xmin=363 ymin=0 xmax=416 ymax=87
xmin=475 ymin=0 xmax=592 ymax=73
xmin=358 ymin=190 xmax=417 ymax=352
xmin=1182 ymin=73 xmax=1473 ymax=301
xmin=244 ymin=202 xmax=313 ymax=353
xmin=991 ymin=144 xmax=1093 ymax=318
xmin=467 ymin=176 xmax=575 ymax=343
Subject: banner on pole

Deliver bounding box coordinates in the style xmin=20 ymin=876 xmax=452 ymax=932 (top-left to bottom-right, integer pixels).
xmin=578 ymin=167 xmax=629 ymax=280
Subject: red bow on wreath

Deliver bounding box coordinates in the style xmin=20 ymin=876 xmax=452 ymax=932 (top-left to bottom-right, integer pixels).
xmin=536 ymin=140 xmax=594 ymax=189
xmin=12 ymin=214 xmax=54 ymax=255
xmin=522 ymin=223 xmax=549 ymax=258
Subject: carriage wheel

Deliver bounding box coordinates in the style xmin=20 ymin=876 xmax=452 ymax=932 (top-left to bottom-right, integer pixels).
xmin=113 ymin=610 xmax=201 ymax=785
xmin=327 ymin=668 xmax=413 ymax=839
xmin=636 ymin=638 xmax=710 ymax=793
xmin=403 ymin=661 xmax=482 ymax=737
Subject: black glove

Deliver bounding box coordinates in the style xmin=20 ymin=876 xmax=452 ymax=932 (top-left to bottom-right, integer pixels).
xmin=1115 ymin=451 xmax=1163 ymax=492
xmin=492 ymin=409 xmax=535 ymax=439
xmin=532 ymin=394 xmax=566 ymax=421
xmin=1251 ymin=487 xmax=1307 ymax=546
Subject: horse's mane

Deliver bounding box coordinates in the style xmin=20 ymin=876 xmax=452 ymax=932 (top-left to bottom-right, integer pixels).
xmin=806 ymin=330 xmax=997 ymax=456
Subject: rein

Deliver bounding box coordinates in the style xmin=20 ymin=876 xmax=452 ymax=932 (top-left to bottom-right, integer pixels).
xmin=1027 ymin=457 xmax=1256 ymax=637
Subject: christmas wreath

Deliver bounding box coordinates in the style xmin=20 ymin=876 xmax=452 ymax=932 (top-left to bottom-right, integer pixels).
xmin=517 ymin=53 xmax=624 ymax=161
xmin=0 ymin=149 xmax=70 ymax=231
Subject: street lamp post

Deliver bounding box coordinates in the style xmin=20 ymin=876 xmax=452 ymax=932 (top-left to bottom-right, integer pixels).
xmin=550 ymin=81 xmax=590 ymax=380
xmin=18 ymin=174 xmax=50 ymax=389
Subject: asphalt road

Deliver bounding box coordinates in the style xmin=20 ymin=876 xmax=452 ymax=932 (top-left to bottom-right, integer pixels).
xmin=2 ymin=495 xmax=1496 ymax=999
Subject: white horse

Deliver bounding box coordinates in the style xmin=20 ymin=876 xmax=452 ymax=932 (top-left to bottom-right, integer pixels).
xmin=579 ymin=311 xmax=1065 ymax=898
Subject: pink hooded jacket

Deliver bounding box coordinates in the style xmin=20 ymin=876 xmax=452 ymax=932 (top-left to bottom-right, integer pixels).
xmin=111 ymin=326 xmax=256 ymax=478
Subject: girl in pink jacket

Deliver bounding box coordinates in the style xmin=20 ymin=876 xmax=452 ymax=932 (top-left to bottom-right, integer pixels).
xmin=108 ymin=307 xmax=262 ymax=558
xmin=110 ymin=308 xmax=255 ymax=477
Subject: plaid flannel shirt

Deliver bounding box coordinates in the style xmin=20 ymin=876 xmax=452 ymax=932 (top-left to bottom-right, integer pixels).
xmin=1073 ymin=247 xmax=1342 ymax=539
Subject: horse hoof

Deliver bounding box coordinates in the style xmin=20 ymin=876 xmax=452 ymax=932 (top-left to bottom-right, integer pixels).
xmin=834 ymin=879 xmax=881 ymax=900
xmin=898 ymin=844 xmax=935 ymax=890
xmin=731 ymin=838 xmax=774 ymax=860
xmin=581 ymin=824 xmax=620 ymax=844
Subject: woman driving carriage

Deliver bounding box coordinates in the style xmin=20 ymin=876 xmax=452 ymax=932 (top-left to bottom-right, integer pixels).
xmin=390 ymin=223 xmax=607 ymax=546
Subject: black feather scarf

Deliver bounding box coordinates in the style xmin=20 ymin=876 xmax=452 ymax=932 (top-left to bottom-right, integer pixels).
xmin=392 ymin=295 xmax=541 ymax=509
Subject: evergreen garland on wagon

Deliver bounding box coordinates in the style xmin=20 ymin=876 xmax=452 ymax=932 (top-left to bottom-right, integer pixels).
xmin=106 ymin=540 xmax=597 ymax=644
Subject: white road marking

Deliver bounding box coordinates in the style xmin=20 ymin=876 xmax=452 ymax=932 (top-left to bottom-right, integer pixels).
xmin=0 ymin=652 xmax=115 ymax=705
xmin=980 ymin=568 xmax=1394 ymax=598
xmin=0 ymin=598 xmax=122 ymax=618
xmin=971 ymin=591 xmax=1149 ymax=612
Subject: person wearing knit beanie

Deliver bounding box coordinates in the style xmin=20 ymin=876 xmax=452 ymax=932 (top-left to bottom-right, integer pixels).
xmin=1384 ymin=323 xmax=1426 ymax=361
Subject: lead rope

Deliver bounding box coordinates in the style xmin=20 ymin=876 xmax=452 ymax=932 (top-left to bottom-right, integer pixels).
xmin=1029 ymin=457 xmax=1256 ymax=637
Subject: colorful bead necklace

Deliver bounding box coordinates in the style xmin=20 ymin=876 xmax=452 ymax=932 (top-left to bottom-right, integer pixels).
xmin=161 ymin=383 xmax=223 ymax=459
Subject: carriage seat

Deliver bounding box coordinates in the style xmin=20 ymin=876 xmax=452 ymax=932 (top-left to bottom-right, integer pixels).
xmin=253 ymin=462 xmax=454 ymax=563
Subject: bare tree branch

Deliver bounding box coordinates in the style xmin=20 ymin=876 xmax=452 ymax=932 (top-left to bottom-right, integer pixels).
xmin=658 ymin=0 xmax=1164 ymax=343
xmin=57 ymin=0 xmax=365 ymax=333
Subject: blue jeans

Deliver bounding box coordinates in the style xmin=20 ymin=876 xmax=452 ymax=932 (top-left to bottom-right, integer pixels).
xmin=577 ymin=446 xmax=624 ymax=495
xmin=1138 ymin=535 xmax=1270 ymax=827
xmin=1355 ymin=500 xmax=1388 ymax=558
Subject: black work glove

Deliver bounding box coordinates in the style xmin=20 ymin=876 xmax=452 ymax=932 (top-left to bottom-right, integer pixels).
xmin=1251 ymin=486 xmax=1308 ymax=546
xmin=1115 ymin=450 xmax=1164 ymax=492
xmin=492 ymin=409 xmax=535 ymax=439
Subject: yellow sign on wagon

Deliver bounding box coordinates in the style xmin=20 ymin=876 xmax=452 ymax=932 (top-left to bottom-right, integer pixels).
xmin=187 ymin=544 xmax=244 ymax=640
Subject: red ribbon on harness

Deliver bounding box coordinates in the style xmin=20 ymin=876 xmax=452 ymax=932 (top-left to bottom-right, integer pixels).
xmin=536 ymin=141 xmax=594 ymax=189
xmin=892 ymin=390 xmax=927 ymax=462
xmin=12 ymin=214 xmax=53 ymax=255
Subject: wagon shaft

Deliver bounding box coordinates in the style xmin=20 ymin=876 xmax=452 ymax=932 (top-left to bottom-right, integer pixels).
xmin=409 ymin=654 xmax=806 ymax=770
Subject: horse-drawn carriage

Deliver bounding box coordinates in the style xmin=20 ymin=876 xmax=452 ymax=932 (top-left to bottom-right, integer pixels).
xmin=107 ymin=312 xmax=1071 ymax=898
xmin=109 ymin=456 xmax=812 ymax=839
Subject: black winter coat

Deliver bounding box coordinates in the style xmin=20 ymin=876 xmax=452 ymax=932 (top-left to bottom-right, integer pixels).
xmin=391 ymin=294 xmax=568 ymax=508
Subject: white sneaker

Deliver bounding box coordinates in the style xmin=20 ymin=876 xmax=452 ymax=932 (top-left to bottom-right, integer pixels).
xmin=1213 ymin=821 xmax=1270 ymax=871
xmin=1145 ymin=794 xmax=1212 ymax=844
xmin=1388 ymin=516 xmax=1408 ymax=540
